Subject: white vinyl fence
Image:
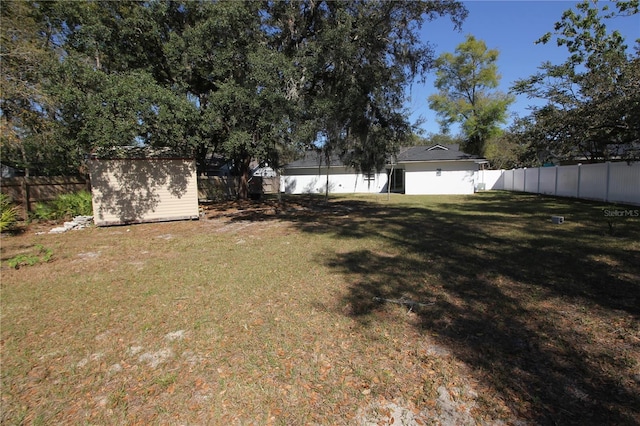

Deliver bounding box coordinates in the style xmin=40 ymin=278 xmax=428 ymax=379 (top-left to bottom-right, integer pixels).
xmin=484 ymin=162 xmax=640 ymax=206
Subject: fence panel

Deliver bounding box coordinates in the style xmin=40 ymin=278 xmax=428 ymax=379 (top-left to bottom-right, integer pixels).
xmin=513 ymin=169 xmax=525 ymax=192
xmin=556 ymin=165 xmax=579 ymax=198
xmin=504 ymin=169 xmax=514 ymax=191
xmin=608 ymin=162 xmax=640 ymax=205
xmin=578 ymin=163 xmax=608 ymax=201
xmin=197 ymin=176 xmax=238 ymax=200
xmin=524 ymin=168 xmax=540 ymax=193
xmin=538 ymin=167 xmax=557 ymax=195
xmin=1 ymin=176 xmax=88 ymax=217
xmin=500 ymin=162 xmax=639 ymax=206
xmin=478 ymin=169 xmax=504 ymax=190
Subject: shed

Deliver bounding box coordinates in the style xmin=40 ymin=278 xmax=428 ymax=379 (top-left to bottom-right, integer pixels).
xmin=89 ymin=147 xmax=199 ymax=226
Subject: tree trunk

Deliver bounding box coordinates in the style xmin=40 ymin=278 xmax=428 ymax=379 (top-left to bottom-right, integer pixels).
xmin=388 ymin=163 xmax=394 ymax=201
xmin=20 ymin=144 xmax=30 ymax=216
xmin=238 ymin=155 xmax=251 ymax=200
xmin=325 ymin=169 xmax=329 ymax=202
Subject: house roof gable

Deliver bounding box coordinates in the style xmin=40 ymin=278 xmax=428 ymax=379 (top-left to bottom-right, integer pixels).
xmin=283 ymin=144 xmax=485 ymax=169
xmin=395 ymin=144 xmax=482 ymax=163
xmin=426 ymin=143 xmax=451 ymax=151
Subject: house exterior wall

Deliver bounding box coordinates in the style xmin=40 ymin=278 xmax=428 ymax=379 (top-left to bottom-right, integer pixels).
xmin=281 ymin=166 xmax=387 ymax=194
xmin=477 ymin=169 xmax=504 ymax=190
xmin=89 ymin=158 xmax=199 ymax=226
xmin=402 ymin=161 xmax=478 ymax=195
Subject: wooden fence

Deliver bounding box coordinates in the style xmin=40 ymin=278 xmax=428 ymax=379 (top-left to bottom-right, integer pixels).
xmin=1 ymin=176 xmax=89 ymax=218
xmin=2 ymin=175 xmax=278 ymax=217
xmin=197 ymin=176 xmax=279 ymax=201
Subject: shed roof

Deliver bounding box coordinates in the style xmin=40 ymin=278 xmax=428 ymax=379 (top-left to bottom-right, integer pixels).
xmin=90 ymin=146 xmax=193 ymax=160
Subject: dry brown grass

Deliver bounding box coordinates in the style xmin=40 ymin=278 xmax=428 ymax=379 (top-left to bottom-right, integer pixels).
xmin=1 ymin=192 xmax=639 ymax=425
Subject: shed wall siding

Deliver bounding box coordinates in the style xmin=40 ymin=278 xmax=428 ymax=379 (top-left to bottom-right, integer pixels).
xmin=90 ymin=158 xmax=199 ymax=226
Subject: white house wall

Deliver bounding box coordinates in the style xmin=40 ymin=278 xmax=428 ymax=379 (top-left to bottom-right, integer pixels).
xmin=403 ymin=161 xmax=477 ymax=195
xmin=281 ymin=167 xmax=387 ymax=194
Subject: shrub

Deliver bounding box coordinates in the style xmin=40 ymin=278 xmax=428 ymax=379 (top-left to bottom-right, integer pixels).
xmin=6 ymin=244 xmax=53 ymax=269
xmin=32 ymin=191 xmax=93 ymax=220
xmin=0 ymin=193 xmax=20 ymax=232
xmin=33 ymin=201 xmax=56 ymax=220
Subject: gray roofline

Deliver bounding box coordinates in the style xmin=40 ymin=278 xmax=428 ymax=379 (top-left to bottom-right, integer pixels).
xmin=394 ymin=158 xmax=482 ymax=164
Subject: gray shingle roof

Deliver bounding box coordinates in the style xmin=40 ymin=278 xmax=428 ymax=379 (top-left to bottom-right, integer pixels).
xmin=394 ymin=144 xmax=482 ymax=162
xmin=284 ymin=151 xmax=345 ymax=168
xmin=284 ymin=144 xmax=484 ymax=169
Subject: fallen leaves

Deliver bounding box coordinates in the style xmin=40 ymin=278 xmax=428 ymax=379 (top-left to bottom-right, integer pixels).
xmin=3 ymin=195 xmax=639 ymax=424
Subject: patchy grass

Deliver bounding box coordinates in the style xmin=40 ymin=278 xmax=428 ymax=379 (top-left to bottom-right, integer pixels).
xmin=4 ymin=244 xmax=53 ymax=269
xmin=1 ymin=191 xmax=639 ymax=425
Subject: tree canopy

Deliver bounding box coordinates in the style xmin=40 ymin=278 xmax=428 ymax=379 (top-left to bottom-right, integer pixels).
xmin=427 ymin=34 xmax=514 ymax=157
xmin=512 ymin=0 xmax=640 ymax=164
xmin=1 ymin=0 xmax=468 ymax=197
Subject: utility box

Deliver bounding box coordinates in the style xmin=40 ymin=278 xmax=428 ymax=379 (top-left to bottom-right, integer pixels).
xmin=551 ymin=215 xmax=565 ymax=224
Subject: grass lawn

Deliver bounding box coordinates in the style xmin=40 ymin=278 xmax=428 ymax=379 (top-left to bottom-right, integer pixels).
xmin=1 ymin=191 xmax=639 ymax=425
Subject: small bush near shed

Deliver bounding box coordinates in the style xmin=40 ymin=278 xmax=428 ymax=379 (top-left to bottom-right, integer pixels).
xmin=0 ymin=193 xmax=20 ymax=232
xmin=32 ymin=191 xmax=92 ymax=220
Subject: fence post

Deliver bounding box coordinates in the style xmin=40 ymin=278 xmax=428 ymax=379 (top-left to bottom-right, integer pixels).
xmin=21 ymin=177 xmax=31 ymax=217
xmin=537 ymin=167 xmax=541 ymax=194
xmin=576 ymin=164 xmax=581 ymax=198
xmin=605 ymin=161 xmax=611 ymax=202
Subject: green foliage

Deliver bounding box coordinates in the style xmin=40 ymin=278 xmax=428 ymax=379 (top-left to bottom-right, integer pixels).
xmin=428 ymin=35 xmax=514 ymax=156
xmin=484 ymin=133 xmax=527 ymax=170
xmin=512 ymin=0 xmax=640 ymax=164
xmin=32 ymin=191 xmax=92 ymax=221
xmin=0 ymin=194 xmax=20 ymax=232
xmin=3 ymin=0 xmax=469 ymax=193
xmin=0 ymin=1 xmax=62 ymax=175
xmin=6 ymin=244 xmax=53 ymax=269
xmin=277 ymin=1 xmax=467 ymax=182
xmin=424 ymin=133 xmax=465 ymax=147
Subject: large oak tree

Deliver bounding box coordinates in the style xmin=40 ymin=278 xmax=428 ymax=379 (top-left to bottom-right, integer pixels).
xmin=1 ymin=0 xmax=468 ymax=198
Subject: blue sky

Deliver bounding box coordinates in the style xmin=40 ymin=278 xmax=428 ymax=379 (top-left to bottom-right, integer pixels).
xmin=408 ymin=0 xmax=640 ymax=136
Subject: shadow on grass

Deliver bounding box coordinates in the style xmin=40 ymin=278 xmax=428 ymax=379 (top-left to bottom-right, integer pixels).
xmin=225 ymin=191 xmax=640 ymax=424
